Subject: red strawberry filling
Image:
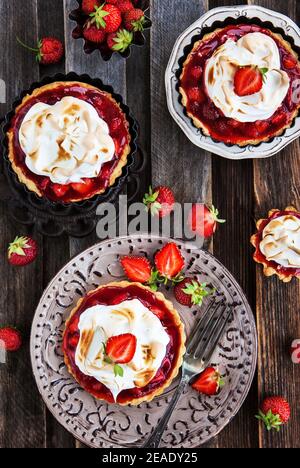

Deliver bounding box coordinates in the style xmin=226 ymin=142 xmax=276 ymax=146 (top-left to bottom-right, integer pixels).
xmin=9 ymin=83 xmax=130 ymax=202
xmin=180 ymin=24 xmax=300 ymax=145
xmin=63 ymin=284 xmax=181 ymax=404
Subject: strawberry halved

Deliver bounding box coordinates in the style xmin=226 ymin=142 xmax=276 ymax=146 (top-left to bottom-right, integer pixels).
xmin=192 ymin=367 xmax=224 ymax=396
xmin=120 ymin=256 xmax=152 ymax=283
xmin=71 ymin=178 xmax=94 ymax=194
xmin=234 ymin=66 xmax=267 ymax=97
xmin=154 ymin=243 xmax=185 ymax=279
xmin=188 ymin=204 xmax=226 ymax=239
xmin=106 ymin=333 xmax=137 ymax=364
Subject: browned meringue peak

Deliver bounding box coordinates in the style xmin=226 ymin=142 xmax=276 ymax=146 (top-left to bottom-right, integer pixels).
xmin=19 ymin=96 xmax=115 ymax=185
xmin=260 ymin=215 xmax=300 ymax=268
xmin=74 ymin=299 xmax=170 ymax=401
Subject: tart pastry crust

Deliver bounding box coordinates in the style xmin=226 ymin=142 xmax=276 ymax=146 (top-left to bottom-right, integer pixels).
xmin=63 ymin=281 xmax=186 ymax=406
xmin=180 ymin=28 xmax=300 ymax=147
xmin=7 ymin=81 xmax=131 ymax=202
xmin=251 ymin=206 xmax=300 ymax=282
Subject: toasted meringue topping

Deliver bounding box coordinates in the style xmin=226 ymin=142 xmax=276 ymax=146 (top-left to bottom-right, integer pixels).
xmin=205 ymin=33 xmax=290 ymax=122
xmin=260 ymin=215 xmax=300 ymax=268
xmin=75 ymin=299 xmax=170 ymax=401
xmin=19 ymin=96 xmax=115 ymax=184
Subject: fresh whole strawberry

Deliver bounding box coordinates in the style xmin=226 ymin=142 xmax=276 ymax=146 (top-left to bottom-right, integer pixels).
xmin=8 ymin=236 xmax=38 ymax=267
xmin=82 ymin=0 xmax=101 ymax=15
xmin=192 ymin=367 xmax=225 ymax=396
xmin=123 ymin=8 xmax=145 ymax=32
xmin=234 ymin=66 xmax=268 ymax=97
xmin=290 ymin=339 xmax=300 ymax=364
xmin=256 ymin=396 xmax=291 ymax=431
xmin=174 ymin=278 xmax=215 ymax=308
xmin=106 ymin=333 xmax=137 ymax=364
xmin=107 ymin=29 xmax=133 ymax=52
xmin=83 ymin=21 xmax=106 ymax=43
xmin=154 ymin=243 xmax=185 ymax=281
xmin=188 ymin=204 xmax=226 ymax=239
xmin=143 ymin=186 xmax=175 ymax=218
xmin=17 ymin=37 xmax=64 ymax=65
xmin=0 ymin=327 xmax=22 ymax=352
xmin=118 ymin=0 xmax=134 ymax=14
xmin=121 ymin=256 xmax=152 ymax=283
xmin=90 ymin=4 xmax=122 ymax=33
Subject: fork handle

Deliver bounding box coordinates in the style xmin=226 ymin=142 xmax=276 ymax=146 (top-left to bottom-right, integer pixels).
xmin=142 ymin=375 xmax=189 ymax=448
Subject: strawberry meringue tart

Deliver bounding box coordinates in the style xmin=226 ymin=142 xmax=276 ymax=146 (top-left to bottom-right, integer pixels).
xmin=63 ymin=282 xmax=185 ymax=405
xmin=180 ymin=24 xmax=300 ymax=146
xmin=7 ymin=81 xmax=131 ymax=203
xmin=251 ymin=207 xmax=300 ymax=282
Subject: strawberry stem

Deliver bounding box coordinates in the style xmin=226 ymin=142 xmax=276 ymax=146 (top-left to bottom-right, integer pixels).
xmin=256 ymin=410 xmax=283 ymax=432
xmin=210 ymin=205 xmax=226 ymax=224
xmin=16 ymin=36 xmax=39 ymax=53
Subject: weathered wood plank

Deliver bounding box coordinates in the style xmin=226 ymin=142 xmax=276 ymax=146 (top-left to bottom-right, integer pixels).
xmin=251 ymin=0 xmax=300 ymax=449
xmin=0 ymin=0 xmax=46 ymax=448
xmin=36 ymin=0 xmax=76 ymax=448
xmin=150 ymin=0 xmax=211 ymax=209
xmin=126 ymin=28 xmax=152 ymax=202
xmin=208 ymin=0 xmax=259 ymax=449
xmin=63 ymin=0 xmax=127 ymax=448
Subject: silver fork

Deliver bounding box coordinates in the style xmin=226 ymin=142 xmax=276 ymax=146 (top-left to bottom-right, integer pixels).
xmin=142 ymin=300 xmax=232 ymax=448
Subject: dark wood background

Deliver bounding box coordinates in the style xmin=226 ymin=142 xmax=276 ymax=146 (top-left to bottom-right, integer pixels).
xmin=0 ymin=0 xmax=299 ymax=448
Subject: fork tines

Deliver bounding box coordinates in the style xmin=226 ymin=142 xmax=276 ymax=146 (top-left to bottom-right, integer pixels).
xmin=186 ymin=300 xmax=233 ymax=365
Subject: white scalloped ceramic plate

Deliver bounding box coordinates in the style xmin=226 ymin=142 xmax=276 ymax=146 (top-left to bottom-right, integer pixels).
xmin=165 ymin=5 xmax=300 ymax=160
xmin=30 ymin=235 xmax=257 ymax=448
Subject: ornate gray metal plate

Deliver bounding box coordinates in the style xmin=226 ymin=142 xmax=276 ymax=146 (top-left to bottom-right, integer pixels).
xmin=30 ymin=235 xmax=257 ymax=448
xmin=165 ymin=5 xmax=300 ymax=160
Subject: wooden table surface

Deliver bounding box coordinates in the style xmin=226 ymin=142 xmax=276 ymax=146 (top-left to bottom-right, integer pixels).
xmin=0 ymin=0 xmax=299 ymax=449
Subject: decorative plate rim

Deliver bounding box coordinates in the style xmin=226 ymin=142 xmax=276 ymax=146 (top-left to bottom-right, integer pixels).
xmin=165 ymin=5 xmax=300 ymax=160
xmin=30 ymin=234 xmax=258 ymax=448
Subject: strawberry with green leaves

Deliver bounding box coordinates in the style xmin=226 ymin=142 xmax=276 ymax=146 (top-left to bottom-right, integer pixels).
xmin=123 ymin=8 xmax=145 ymax=32
xmin=188 ymin=204 xmax=226 ymax=239
xmin=103 ymin=333 xmax=137 ymax=377
xmin=17 ymin=37 xmax=64 ymax=65
xmin=256 ymin=396 xmax=291 ymax=432
xmin=154 ymin=243 xmax=185 ymax=284
xmin=174 ymin=278 xmax=215 ymax=308
xmin=107 ymin=29 xmax=133 ymax=53
xmin=143 ymin=186 xmax=175 ymax=218
xmin=90 ymin=3 xmax=122 ymax=33
xmin=120 ymin=256 xmax=159 ymax=290
xmin=8 ymin=236 xmax=38 ymax=267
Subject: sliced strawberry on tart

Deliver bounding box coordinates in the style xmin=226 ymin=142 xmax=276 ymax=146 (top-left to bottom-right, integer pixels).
xmin=63 ymin=281 xmax=185 ymax=405
xmin=251 ymin=206 xmax=300 ymax=282
xmin=7 ymin=81 xmax=131 ymax=203
xmin=180 ymin=24 xmax=300 ymax=146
